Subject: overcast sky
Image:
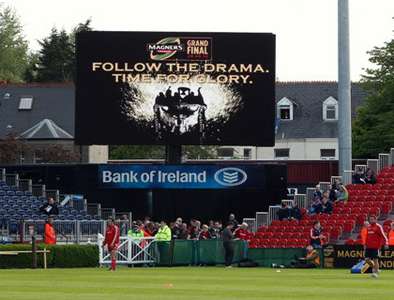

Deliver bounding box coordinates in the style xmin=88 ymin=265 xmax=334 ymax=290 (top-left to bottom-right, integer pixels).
xmin=2 ymin=0 xmax=393 ymax=81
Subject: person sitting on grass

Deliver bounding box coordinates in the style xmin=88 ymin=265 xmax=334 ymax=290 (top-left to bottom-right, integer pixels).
xmin=291 ymin=245 xmax=320 ymax=268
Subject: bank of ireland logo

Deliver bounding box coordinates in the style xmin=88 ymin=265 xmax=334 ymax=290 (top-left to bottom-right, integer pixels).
xmin=214 ymin=167 xmax=247 ymax=187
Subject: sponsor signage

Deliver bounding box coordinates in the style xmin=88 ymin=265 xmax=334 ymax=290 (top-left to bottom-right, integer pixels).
xmin=98 ymin=164 xmax=265 ymax=189
xmin=76 ymin=31 xmax=275 ymax=146
xmin=323 ymin=245 xmax=394 ymax=269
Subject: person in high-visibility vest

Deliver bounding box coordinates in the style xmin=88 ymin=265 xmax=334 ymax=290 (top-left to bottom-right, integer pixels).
xmin=155 ymin=221 xmax=171 ymax=241
xmin=389 ymin=222 xmax=394 ymax=247
xmin=128 ymin=223 xmax=144 ymax=239
xmin=44 ymin=216 xmax=56 ymax=245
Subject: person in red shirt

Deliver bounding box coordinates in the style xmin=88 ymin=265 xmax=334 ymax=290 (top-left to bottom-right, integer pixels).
xmin=234 ymin=222 xmax=250 ymax=240
xmin=44 ymin=216 xmax=56 ymax=245
xmin=364 ymin=215 xmax=388 ymax=277
xmin=198 ymin=224 xmax=212 ymax=240
xmin=103 ymin=217 xmax=120 ymax=271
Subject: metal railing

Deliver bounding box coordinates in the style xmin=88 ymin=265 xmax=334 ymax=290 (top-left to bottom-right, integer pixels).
xmin=390 ymin=148 xmax=394 ymax=166
xmin=319 ymin=182 xmax=331 ymax=193
xmin=87 ymin=203 xmax=101 ymax=217
xmin=367 ymin=159 xmax=378 ymax=174
xmin=268 ymin=205 xmax=281 ymax=225
xmin=0 ymin=168 xmax=5 ymax=182
xmin=255 ymin=212 xmax=268 ymax=229
xmin=305 ymin=187 xmax=316 ymax=208
xmin=32 ymin=184 xmax=46 ymax=197
xmin=98 ymin=235 xmax=156 ymax=266
xmin=101 ymin=208 xmax=116 ymax=220
xmin=5 ymin=174 xmax=19 ymax=188
xmin=294 ymin=194 xmax=307 ymax=208
xmin=378 ymin=153 xmax=390 ymax=173
xmin=19 ymin=179 xmax=32 ymax=193
xmin=342 ymin=170 xmax=353 ymax=185
xmin=242 ymin=218 xmax=256 ymax=232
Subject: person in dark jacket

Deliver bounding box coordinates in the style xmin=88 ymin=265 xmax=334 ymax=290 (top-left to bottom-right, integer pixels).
xmin=277 ymin=202 xmax=290 ymax=221
xmin=222 ymin=223 xmax=235 ymax=267
xmin=321 ymin=196 xmax=333 ymax=214
xmin=290 ymin=203 xmax=302 ymax=220
xmin=39 ymin=197 xmax=59 ymax=216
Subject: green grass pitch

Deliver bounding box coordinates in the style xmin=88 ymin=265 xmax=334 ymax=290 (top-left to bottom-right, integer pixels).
xmin=0 ymin=267 xmax=393 ymax=300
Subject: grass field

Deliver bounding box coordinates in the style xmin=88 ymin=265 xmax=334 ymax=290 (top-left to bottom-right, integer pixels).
xmin=0 ymin=267 xmax=393 ymax=300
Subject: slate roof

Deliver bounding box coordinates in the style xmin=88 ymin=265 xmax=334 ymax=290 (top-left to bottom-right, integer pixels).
xmin=0 ymin=82 xmax=367 ymax=141
xmin=275 ymin=82 xmax=367 ymax=139
xmin=0 ymin=83 xmax=74 ymax=139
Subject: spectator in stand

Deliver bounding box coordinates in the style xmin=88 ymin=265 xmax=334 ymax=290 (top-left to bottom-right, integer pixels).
xmin=329 ymin=185 xmax=338 ymax=202
xmin=155 ymin=220 xmax=172 ymax=241
xmin=209 ymin=221 xmax=222 ymax=239
xmin=291 ymin=245 xmax=320 ymax=268
xmin=39 ymin=197 xmax=59 ymax=216
xmin=188 ymin=219 xmax=200 ymax=240
xmin=388 ymin=222 xmax=394 ymax=247
xmin=277 ymin=202 xmax=290 ymax=221
xmin=335 ymin=184 xmax=349 ymax=203
xmin=234 ymin=222 xmax=249 ymax=240
xmin=198 ymin=224 xmax=212 ymax=240
xmin=128 ymin=222 xmax=144 ymax=239
xmin=364 ymin=168 xmax=377 ymax=184
xmin=44 ymin=216 xmax=56 ymax=245
xmin=309 ymin=196 xmax=323 ymax=215
xmin=228 ymin=214 xmax=239 ymax=228
xmin=313 ymin=185 xmax=322 ymax=201
xmin=321 ymin=195 xmax=333 ymax=214
xmin=290 ymin=202 xmax=302 ymax=220
xmin=310 ymin=221 xmax=324 ymax=248
xmin=353 ymin=167 xmax=365 ymax=184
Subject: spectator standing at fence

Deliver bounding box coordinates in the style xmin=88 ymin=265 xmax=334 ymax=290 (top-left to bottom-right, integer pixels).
xmin=310 ymin=221 xmax=324 ymax=248
xmin=128 ymin=222 xmax=144 ymax=239
xmin=209 ymin=221 xmax=222 ymax=239
xmin=103 ymin=217 xmax=120 ymax=271
xmin=222 ymin=223 xmax=235 ymax=268
xmin=178 ymin=223 xmax=189 ymax=239
xmin=234 ymin=222 xmax=249 ymax=240
xmin=171 ymin=217 xmax=183 ymax=239
xmin=44 ymin=216 xmax=56 ymax=245
xmin=198 ymin=224 xmax=212 ymax=240
xmin=188 ymin=219 xmax=200 ymax=239
xmin=155 ymin=221 xmax=171 ymax=241
xmin=39 ymin=197 xmax=59 ymax=216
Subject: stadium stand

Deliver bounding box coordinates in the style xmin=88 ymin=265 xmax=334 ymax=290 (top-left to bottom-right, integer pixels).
xmin=248 ymin=150 xmax=394 ymax=249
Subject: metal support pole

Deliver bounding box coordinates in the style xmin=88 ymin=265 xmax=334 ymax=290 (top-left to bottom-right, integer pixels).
xmin=338 ymin=0 xmax=352 ymax=177
xmin=32 ymin=235 xmax=37 ymax=269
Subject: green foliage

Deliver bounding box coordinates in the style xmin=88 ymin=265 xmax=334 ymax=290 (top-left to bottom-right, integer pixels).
xmin=353 ymin=39 xmax=394 ymax=158
xmin=110 ymin=145 xmax=165 ymax=159
xmin=110 ymin=145 xmax=218 ymax=160
xmin=0 ymin=4 xmax=29 ymax=82
xmin=30 ymin=19 xmax=92 ymax=82
xmin=0 ymin=244 xmax=98 ymax=268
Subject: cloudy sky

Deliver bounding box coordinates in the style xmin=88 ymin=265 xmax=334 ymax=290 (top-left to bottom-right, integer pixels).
xmin=3 ymin=0 xmax=393 ymax=81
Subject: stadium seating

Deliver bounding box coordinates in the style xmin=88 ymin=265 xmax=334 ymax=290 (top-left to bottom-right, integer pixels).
xmin=250 ymin=165 xmax=394 ymax=249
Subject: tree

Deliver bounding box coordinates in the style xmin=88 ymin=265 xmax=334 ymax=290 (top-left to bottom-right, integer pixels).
xmin=183 ymin=146 xmax=218 ymax=159
xmin=353 ymin=38 xmax=394 ymax=158
xmin=31 ymin=19 xmax=92 ymax=82
xmin=0 ymin=4 xmax=29 ymax=82
xmin=0 ymin=133 xmax=30 ymax=164
xmin=36 ymin=145 xmax=80 ymax=163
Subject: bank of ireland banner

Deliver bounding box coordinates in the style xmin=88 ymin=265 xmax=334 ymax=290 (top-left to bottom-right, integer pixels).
xmin=98 ymin=165 xmax=265 ymax=189
xmin=76 ymin=31 xmax=275 ymax=146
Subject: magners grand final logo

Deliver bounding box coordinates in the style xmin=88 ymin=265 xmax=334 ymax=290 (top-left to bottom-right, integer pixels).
xmin=147 ymin=37 xmax=212 ymax=61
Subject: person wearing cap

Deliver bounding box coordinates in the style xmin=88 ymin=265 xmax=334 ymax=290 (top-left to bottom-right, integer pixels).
xmin=234 ymin=222 xmax=249 ymax=240
xmin=44 ymin=216 xmax=56 ymax=245
xmin=364 ymin=215 xmax=388 ymax=278
xmin=222 ymin=222 xmax=235 ymax=268
xmin=103 ymin=217 xmax=120 ymax=271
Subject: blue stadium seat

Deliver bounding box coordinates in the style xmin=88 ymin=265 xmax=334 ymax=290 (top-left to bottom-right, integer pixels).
xmin=6 ymin=191 xmax=15 ymax=196
xmin=0 ymin=191 xmax=5 ymax=196
xmin=38 ymin=196 xmax=46 ymax=202
xmin=24 ymin=191 xmax=32 ymax=196
xmin=29 ymin=196 xmax=37 ymax=201
xmin=15 ymin=191 xmax=24 ymax=196
xmin=2 ymin=186 xmax=10 ymax=191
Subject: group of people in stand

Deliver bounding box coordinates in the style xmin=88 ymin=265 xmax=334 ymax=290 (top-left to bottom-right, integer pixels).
xmin=309 ymin=180 xmax=348 ymax=215
xmin=353 ymin=167 xmax=377 ymax=184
